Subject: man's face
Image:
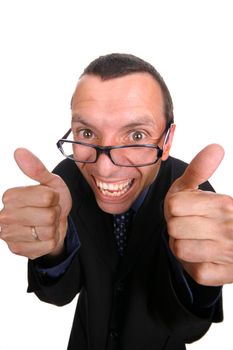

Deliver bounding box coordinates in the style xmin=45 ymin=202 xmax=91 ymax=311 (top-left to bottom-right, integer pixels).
xmin=71 ymin=73 xmax=172 ymax=214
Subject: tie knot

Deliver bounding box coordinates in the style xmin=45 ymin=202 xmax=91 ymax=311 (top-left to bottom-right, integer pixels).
xmin=114 ymin=210 xmax=132 ymax=225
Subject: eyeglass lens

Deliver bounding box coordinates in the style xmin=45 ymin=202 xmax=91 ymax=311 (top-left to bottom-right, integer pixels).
xmin=60 ymin=141 xmax=159 ymax=166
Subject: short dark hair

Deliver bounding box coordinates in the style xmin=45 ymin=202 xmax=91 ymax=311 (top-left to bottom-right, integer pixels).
xmin=80 ymin=53 xmax=174 ymax=125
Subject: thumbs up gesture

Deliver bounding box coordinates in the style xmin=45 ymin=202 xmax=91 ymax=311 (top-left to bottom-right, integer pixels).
xmin=164 ymin=144 xmax=233 ymax=286
xmin=0 ymin=148 xmax=72 ymax=260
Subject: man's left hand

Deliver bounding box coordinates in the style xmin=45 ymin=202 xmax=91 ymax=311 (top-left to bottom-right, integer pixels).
xmin=164 ymin=144 xmax=233 ymax=286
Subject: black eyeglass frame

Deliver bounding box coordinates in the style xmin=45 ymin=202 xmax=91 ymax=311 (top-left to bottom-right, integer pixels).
xmin=56 ymin=122 xmax=173 ymax=168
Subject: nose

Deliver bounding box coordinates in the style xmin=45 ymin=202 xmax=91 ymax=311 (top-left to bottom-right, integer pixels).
xmin=94 ymin=152 xmax=118 ymax=177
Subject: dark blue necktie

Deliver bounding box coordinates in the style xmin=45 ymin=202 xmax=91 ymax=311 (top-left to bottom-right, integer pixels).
xmin=113 ymin=210 xmax=133 ymax=256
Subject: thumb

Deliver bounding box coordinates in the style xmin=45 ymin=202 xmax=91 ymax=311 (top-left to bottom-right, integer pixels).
xmin=14 ymin=147 xmax=58 ymax=186
xmin=168 ymin=144 xmax=225 ymax=194
xmin=14 ymin=148 xmax=72 ymax=219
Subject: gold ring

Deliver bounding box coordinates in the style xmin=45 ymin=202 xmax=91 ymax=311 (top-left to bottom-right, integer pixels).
xmin=31 ymin=226 xmax=39 ymax=240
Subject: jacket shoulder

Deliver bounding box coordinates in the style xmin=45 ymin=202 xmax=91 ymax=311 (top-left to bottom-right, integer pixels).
xmin=169 ymin=156 xmax=189 ymax=180
xmin=52 ymin=158 xmax=84 ymax=192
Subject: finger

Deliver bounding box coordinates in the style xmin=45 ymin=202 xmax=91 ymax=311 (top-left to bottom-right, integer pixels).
xmin=167 ymin=216 xmax=223 ymax=240
xmin=7 ymin=239 xmax=60 ymax=260
xmin=182 ymin=262 xmax=233 ymax=286
xmin=0 ymin=224 xmax=58 ymax=243
xmin=2 ymin=185 xmax=60 ymax=208
xmin=14 ymin=148 xmax=64 ymax=188
xmin=166 ymin=191 xmax=227 ymax=217
xmin=168 ymin=144 xmax=225 ymax=194
xmin=170 ymin=238 xmax=233 ymax=265
xmin=166 ymin=190 xmax=233 ymax=219
xmin=0 ymin=206 xmax=61 ymax=227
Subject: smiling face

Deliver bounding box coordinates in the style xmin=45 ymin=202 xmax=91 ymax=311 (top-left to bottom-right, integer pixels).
xmin=71 ymin=73 xmax=175 ymax=214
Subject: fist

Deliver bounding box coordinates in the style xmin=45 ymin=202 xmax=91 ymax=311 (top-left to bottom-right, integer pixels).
xmin=0 ymin=148 xmax=72 ymax=260
xmin=164 ymin=144 xmax=233 ymax=286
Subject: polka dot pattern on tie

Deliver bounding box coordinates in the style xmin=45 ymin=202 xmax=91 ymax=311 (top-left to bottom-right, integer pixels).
xmin=113 ymin=210 xmax=132 ymax=256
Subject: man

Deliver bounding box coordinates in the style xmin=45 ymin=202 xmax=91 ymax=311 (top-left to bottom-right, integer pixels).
xmin=0 ymin=53 xmax=233 ymax=349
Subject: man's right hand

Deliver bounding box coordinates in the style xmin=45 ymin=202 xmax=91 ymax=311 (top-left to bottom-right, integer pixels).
xmin=0 ymin=148 xmax=72 ymax=260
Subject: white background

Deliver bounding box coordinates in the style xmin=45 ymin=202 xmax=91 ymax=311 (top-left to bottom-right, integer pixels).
xmin=0 ymin=1 xmax=232 ymax=349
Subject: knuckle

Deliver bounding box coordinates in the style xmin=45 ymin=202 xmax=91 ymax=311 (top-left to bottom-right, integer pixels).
xmin=172 ymin=239 xmax=196 ymax=262
xmin=217 ymin=194 xmax=233 ymax=211
xmin=0 ymin=209 xmax=11 ymax=225
xmin=46 ymin=207 xmax=59 ymax=225
xmin=223 ymin=220 xmax=233 ymax=238
xmin=1 ymin=231 xmax=9 ymax=241
xmin=42 ymin=226 xmax=57 ymax=240
xmin=40 ymin=189 xmax=58 ymax=207
xmin=223 ymin=242 xmax=233 ymax=263
xmin=171 ymin=239 xmax=185 ymax=260
xmin=167 ymin=217 xmax=178 ymax=238
xmin=46 ymin=239 xmax=57 ymax=252
xmin=1 ymin=211 xmax=13 ymax=224
xmin=188 ymin=263 xmax=226 ymax=286
xmin=29 ymin=253 xmax=42 ymax=260
xmin=2 ymin=188 xmax=15 ymax=204
xmin=166 ymin=194 xmax=180 ymax=217
xmin=8 ymin=242 xmax=22 ymax=256
xmin=191 ymin=264 xmax=210 ymax=285
xmin=28 ymin=254 xmax=37 ymax=260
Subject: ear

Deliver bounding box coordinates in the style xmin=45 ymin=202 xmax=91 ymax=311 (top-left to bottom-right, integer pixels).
xmin=161 ymin=123 xmax=176 ymax=161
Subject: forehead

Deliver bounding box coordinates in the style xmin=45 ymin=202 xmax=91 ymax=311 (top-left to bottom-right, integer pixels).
xmin=71 ymin=73 xmax=165 ymax=129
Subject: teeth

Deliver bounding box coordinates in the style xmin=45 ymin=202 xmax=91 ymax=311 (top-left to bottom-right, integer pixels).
xmin=96 ymin=179 xmax=133 ymax=197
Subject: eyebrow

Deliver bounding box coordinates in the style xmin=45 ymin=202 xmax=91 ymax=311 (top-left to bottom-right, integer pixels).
xmin=122 ymin=117 xmax=158 ymax=129
xmin=72 ymin=113 xmax=161 ymax=130
xmin=72 ymin=114 xmax=92 ymax=126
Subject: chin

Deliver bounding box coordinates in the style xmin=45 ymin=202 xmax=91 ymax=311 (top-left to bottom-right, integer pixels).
xmin=96 ymin=198 xmax=132 ymax=215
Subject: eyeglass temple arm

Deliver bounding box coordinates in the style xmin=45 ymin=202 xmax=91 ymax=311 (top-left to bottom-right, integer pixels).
xmin=56 ymin=129 xmax=72 ymax=148
xmin=61 ymin=128 xmax=72 ymax=139
xmin=163 ymin=121 xmax=174 ymax=146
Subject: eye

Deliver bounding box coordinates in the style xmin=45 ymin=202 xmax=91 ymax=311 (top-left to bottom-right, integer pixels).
xmin=82 ymin=129 xmax=93 ymax=139
xmin=129 ymin=130 xmax=146 ymax=142
xmin=75 ymin=128 xmax=94 ymax=140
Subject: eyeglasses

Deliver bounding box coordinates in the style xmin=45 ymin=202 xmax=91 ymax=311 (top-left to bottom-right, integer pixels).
xmin=56 ymin=125 xmax=172 ymax=168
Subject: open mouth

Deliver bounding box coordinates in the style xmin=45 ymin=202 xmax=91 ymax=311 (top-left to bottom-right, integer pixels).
xmin=95 ymin=178 xmax=134 ymax=197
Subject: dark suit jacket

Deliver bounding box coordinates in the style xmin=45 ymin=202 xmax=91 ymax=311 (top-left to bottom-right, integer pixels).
xmin=28 ymin=156 xmax=223 ymax=350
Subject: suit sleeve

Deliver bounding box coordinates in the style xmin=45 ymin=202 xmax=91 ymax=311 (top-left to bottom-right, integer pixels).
xmin=151 ymin=234 xmax=223 ymax=344
xmin=27 ymin=210 xmax=83 ymax=307
xmin=27 ymin=248 xmax=83 ymax=306
xmin=165 ymin=240 xmax=223 ymax=322
xmin=33 ymin=216 xmax=81 ymax=279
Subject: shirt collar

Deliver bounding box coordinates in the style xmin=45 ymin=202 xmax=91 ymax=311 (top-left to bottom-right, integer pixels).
xmin=131 ymin=185 xmax=150 ymax=213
